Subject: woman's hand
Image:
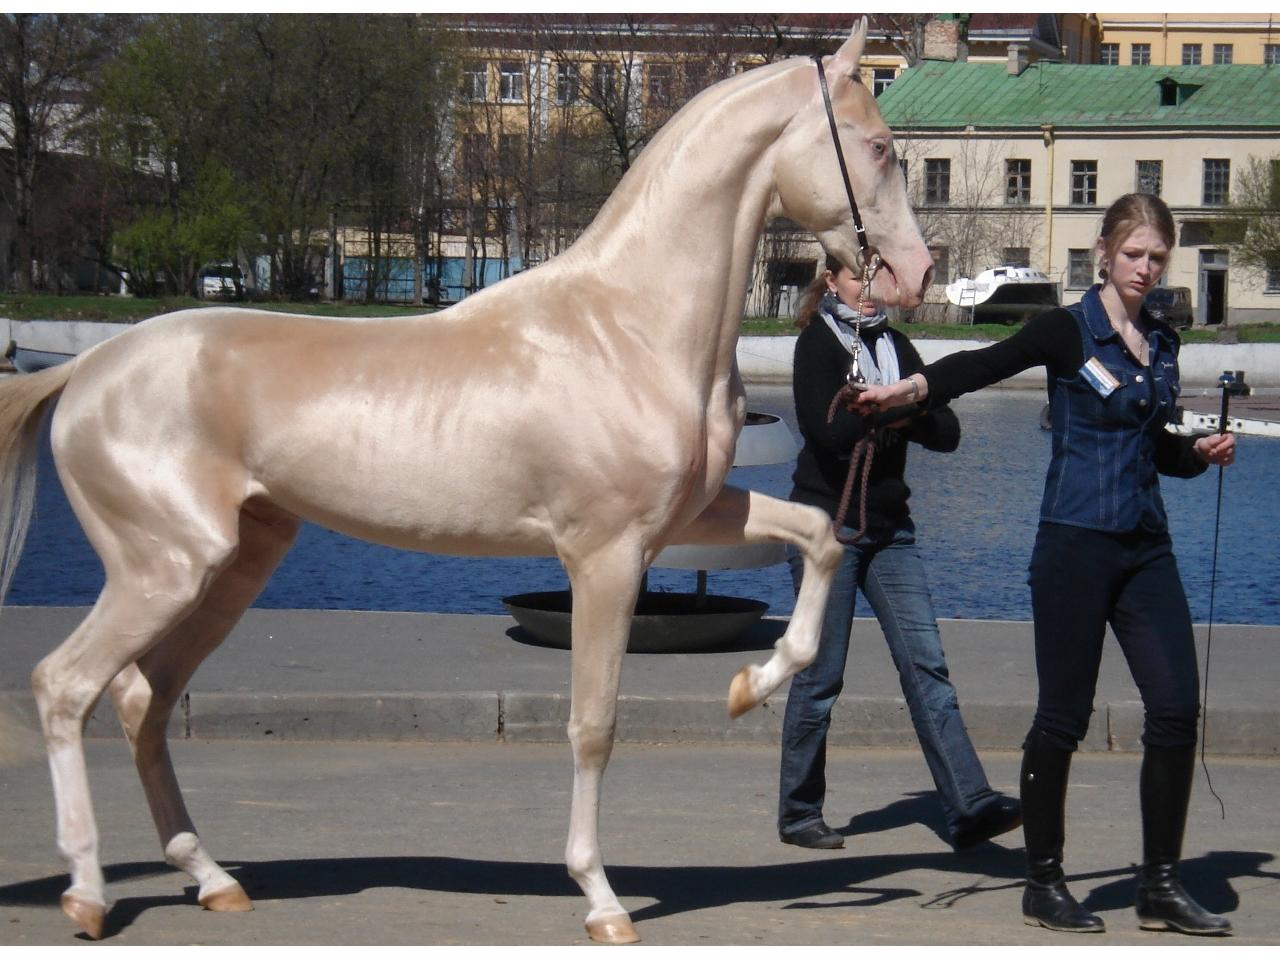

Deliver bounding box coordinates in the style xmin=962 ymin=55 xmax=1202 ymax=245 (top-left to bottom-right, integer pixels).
xmin=849 ymin=375 xmax=925 ymax=414
xmin=1194 ymin=431 xmax=1237 ymax=467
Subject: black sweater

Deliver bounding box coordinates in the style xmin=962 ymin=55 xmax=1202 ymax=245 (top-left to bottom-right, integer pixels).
xmin=923 ymin=308 xmax=1204 ymax=478
xmin=789 ymin=318 xmax=960 ymax=536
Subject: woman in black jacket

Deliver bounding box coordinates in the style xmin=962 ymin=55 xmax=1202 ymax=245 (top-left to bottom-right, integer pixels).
xmin=853 ymin=194 xmax=1236 ymax=935
xmin=778 ymin=255 xmax=1020 ymax=852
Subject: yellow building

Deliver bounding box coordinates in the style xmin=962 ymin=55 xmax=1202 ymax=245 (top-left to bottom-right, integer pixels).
xmin=1095 ymin=13 xmax=1280 ymax=66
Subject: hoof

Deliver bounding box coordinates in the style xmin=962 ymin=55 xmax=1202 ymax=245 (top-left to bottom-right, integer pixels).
xmin=61 ymin=892 xmax=106 ymax=940
xmin=200 ymin=882 xmax=254 ymax=913
xmin=727 ymin=665 xmax=758 ymax=719
xmin=585 ymin=913 xmax=640 ymax=944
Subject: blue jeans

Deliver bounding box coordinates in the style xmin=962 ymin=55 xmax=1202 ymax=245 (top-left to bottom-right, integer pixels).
xmin=778 ymin=520 xmax=998 ymax=839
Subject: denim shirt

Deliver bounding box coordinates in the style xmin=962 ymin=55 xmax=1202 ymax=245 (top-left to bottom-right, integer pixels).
xmin=1041 ymin=285 xmax=1182 ymax=533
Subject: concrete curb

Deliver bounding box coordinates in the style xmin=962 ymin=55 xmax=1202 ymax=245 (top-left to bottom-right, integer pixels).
xmin=4 ymin=689 xmax=1274 ymax=755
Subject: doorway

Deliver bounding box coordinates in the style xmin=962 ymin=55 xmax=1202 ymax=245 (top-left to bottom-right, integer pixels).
xmin=1199 ymin=250 xmax=1229 ymax=325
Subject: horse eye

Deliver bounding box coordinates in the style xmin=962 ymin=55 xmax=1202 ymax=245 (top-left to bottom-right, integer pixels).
xmin=871 ymin=140 xmax=887 ymax=158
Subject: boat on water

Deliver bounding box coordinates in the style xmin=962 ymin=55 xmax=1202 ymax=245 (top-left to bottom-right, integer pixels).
xmin=3 ymin=342 xmax=75 ymax=374
xmin=946 ymin=265 xmax=1059 ymax=323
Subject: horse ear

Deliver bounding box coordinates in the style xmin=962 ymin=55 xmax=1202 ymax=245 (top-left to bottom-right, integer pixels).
xmin=827 ymin=17 xmax=868 ymax=82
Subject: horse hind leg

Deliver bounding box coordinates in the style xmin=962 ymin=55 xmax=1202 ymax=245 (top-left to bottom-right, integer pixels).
xmin=668 ymin=486 xmax=842 ymax=717
xmin=109 ymin=507 xmax=300 ymax=916
xmin=32 ymin=530 xmax=240 ymax=939
xmin=561 ymin=540 xmax=645 ymax=944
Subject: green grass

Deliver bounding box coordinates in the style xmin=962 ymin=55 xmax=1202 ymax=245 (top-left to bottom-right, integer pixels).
xmin=0 ymin=293 xmax=436 ymax=323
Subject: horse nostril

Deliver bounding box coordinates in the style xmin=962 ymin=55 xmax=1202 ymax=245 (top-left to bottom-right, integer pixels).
xmin=920 ymin=263 xmax=934 ymax=293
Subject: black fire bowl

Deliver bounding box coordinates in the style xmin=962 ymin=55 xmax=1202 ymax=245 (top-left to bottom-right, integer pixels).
xmin=502 ymin=590 xmax=772 ymax=654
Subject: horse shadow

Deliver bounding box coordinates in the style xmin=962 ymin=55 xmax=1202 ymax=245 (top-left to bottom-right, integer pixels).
xmin=2 ymin=836 xmax=1270 ymax=940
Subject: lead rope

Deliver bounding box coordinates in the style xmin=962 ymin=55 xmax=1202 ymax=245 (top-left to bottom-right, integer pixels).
xmin=1200 ymin=375 xmax=1232 ymax=818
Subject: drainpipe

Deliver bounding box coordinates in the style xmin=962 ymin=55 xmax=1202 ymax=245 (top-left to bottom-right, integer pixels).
xmin=1041 ymin=123 xmax=1055 ymax=277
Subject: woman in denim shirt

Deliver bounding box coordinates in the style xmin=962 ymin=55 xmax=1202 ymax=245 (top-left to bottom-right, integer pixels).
xmin=778 ymin=255 xmax=1020 ymax=853
xmin=853 ymin=194 xmax=1237 ymax=936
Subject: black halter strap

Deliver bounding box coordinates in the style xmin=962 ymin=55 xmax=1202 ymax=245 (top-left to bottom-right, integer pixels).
xmin=813 ymin=54 xmax=872 ymax=260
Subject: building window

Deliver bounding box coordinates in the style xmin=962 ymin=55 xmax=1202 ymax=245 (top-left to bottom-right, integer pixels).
xmin=463 ymin=62 xmax=487 ymax=102
xmin=1266 ymin=44 xmax=1280 ymax=66
xmin=1182 ymin=43 xmax=1202 ymax=65
xmin=924 ymin=158 xmax=950 ymax=204
xmin=1003 ymin=247 xmax=1031 ymax=268
xmin=1213 ymin=44 xmax=1233 ymax=65
xmin=898 ymin=157 xmax=908 ymax=185
xmin=1099 ymin=43 xmax=1119 ymax=65
xmin=1203 ymin=159 xmax=1230 ymax=205
xmin=872 ymin=68 xmax=896 ymax=96
xmin=555 ymin=62 xmax=579 ymax=105
xmin=1006 ymin=158 xmax=1031 ymax=204
xmin=1068 ymin=249 xmax=1094 ymax=288
xmin=498 ymin=61 xmax=524 ymax=103
xmin=647 ymin=63 xmax=672 ymax=105
xmin=498 ymin=134 xmax=522 ymax=178
xmin=682 ymin=60 xmax=710 ymax=94
xmin=1136 ymin=160 xmax=1163 ymax=196
xmin=1070 ymin=160 xmax=1098 ymax=206
xmin=461 ymin=133 xmax=488 ymax=174
xmin=929 ymin=246 xmax=949 ymax=285
xmin=1267 ymin=258 xmax=1280 ymax=294
xmin=1131 ymin=43 xmax=1151 ymax=65
xmin=592 ymin=62 xmax=618 ymax=103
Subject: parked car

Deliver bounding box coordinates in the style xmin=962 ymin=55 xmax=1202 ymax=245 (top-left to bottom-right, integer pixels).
xmin=1143 ymin=286 xmax=1192 ymax=329
xmin=197 ymin=262 xmax=244 ymax=300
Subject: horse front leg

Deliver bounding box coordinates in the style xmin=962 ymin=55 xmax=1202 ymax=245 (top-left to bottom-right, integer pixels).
xmin=669 ymin=485 xmax=842 ymax=717
xmin=561 ymin=540 xmax=646 ymax=944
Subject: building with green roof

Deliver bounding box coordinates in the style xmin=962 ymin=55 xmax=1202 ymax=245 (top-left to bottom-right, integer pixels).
xmin=877 ymin=58 xmax=1280 ymax=324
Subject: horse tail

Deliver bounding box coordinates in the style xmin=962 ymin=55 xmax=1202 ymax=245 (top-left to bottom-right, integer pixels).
xmin=0 ymin=363 xmax=75 ymax=607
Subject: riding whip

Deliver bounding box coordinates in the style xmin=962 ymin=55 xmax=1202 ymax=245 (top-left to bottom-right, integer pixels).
xmin=1199 ymin=370 xmax=1235 ymax=819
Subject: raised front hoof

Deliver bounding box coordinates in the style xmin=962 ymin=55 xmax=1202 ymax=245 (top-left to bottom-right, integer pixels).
xmin=727 ymin=665 xmax=759 ymax=718
xmin=200 ymin=882 xmax=254 ymax=913
xmin=585 ymin=913 xmax=640 ymax=944
xmin=61 ymin=892 xmax=106 ymax=940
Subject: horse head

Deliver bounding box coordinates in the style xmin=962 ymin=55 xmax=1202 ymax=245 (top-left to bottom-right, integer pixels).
xmin=771 ymin=18 xmax=933 ymax=308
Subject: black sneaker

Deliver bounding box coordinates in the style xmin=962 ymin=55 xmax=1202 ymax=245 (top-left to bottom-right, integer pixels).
xmin=780 ymin=821 xmax=845 ymax=849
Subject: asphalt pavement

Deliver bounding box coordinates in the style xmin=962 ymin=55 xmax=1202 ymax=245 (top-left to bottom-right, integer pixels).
xmin=1 ymin=606 xmax=1276 ymax=945
xmin=1 ymin=740 xmax=1277 ymax=946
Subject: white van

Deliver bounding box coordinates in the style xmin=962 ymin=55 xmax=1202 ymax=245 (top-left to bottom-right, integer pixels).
xmin=198 ymin=262 xmax=244 ymax=300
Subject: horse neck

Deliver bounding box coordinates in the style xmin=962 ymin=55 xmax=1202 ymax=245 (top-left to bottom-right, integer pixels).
xmin=563 ymin=60 xmax=805 ymax=388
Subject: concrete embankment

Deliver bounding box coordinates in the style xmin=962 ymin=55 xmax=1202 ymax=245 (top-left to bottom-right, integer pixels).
xmin=4 ymin=319 xmax=1277 ymax=390
xmin=737 ymin=335 xmax=1280 ymax=388
xmin=2 ymin=607 xmax=1276 ymax=755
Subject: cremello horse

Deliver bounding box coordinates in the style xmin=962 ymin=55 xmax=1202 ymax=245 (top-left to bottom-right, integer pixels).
xmin=1 ymin=21 xmax=930 ymax=944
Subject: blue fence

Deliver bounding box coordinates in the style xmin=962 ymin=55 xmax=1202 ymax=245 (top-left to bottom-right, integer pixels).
xmin=342 ymin=255 xmax=522 ymax=304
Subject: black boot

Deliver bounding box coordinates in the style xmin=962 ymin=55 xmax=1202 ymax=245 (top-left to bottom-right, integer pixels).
xmin=1020 ymin=728 xmax=1104 ymax=933
xmin=1135 ymin=744 xmax=1232 ymax=936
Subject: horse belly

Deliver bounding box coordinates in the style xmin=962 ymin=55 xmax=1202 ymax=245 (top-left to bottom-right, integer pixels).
xmin=250 ymin=428 xmax=559 ymax=557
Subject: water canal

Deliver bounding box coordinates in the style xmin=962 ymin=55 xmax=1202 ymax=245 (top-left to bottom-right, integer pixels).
xmin=9 ymin=386 xmax=1278 ymax=625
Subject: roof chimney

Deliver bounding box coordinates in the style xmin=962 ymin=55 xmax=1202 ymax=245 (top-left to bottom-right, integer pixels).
xmin=1008 ymin=42 xmax=1030 ymax=76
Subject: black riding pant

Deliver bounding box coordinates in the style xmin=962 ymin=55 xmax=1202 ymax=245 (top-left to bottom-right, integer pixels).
xmin=1026 ymin=522 xmax=1200 ymax=751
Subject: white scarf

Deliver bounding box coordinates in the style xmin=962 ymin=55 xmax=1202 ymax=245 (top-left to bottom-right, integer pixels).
xmin=818 ymin=293 xmax=900 ymax=386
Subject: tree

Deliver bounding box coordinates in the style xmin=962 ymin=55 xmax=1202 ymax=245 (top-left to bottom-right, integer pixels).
xmin=896 ymin=132 xmax=1041 ymax=320
xmin=97 ymin=14 xmax=456 ymax=300
xmin=1218 ymin=154 xmax=1280 ymax=284
xmin=0 ymin=13 xmax=133 ymax=291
